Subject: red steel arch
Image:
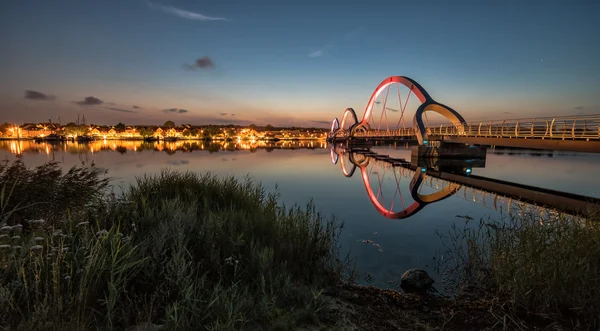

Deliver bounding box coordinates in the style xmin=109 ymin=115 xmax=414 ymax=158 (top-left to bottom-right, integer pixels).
xmin=326 ymin=75 xmax=467 ymax=145
xmin=355 ymin=76 xmax=432 ymax=133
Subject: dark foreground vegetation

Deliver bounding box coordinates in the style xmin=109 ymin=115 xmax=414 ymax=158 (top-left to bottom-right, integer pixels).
xmin=1 ymin=157 xmax=599 ymax=330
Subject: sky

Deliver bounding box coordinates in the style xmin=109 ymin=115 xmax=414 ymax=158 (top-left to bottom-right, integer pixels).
xmin=1 ymin=0 xmax=599 ymax=127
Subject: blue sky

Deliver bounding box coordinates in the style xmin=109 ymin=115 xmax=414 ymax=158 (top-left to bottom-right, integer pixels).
xmin=0 ymin=0 xmax=598 ymax=127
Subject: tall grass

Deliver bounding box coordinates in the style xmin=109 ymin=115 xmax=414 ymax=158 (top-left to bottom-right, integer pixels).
xmin=0 ymin=162 xmax=350 ymax=330
xmin=438 ymin=210 xmax=600 ymax=329
xmin=0 ymin=156 xmax=109 ymax=225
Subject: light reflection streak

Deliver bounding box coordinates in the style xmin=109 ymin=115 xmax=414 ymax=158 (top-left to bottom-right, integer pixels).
xmin=0 ymin=140 xmax=329 ymax=156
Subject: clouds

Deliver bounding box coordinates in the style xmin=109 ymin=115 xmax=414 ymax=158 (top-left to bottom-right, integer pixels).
xmin=310 ymin=120 xmax=330 ymax=124
xmin=308 ymin=26 xmax=364 ymax=58
xmin=24 ymin=90 xmax=55 ymax=101
xmin=148 ymin=1 xmax=229 ymax=21
xmin=163 ymin=108 xmax=189 ymax=114
xmin=219 ymin=112 xmax=236 ymax=116
xmin=308 ymin=45 xmax=332 ymax=58
xmin=133 ymin=105 xmax=141 ymax=109
xmin=75 ymin=96 xmax=103 ymax=106
xmin=72 ymin=95 xmax=142 ymax=113
xmin=308 ymin=50 xmax=324 ymax=58
xmin=184 ymin=56 xmax=215 ymax=70
xmin=104 ymin=107 xmax=139 ymax=113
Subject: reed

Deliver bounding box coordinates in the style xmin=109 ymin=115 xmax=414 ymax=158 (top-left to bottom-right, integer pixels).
xmin=0 ymin=163 xmax=350 ymax=330
xmin=438 ymin=209 xmax=600 ymax=329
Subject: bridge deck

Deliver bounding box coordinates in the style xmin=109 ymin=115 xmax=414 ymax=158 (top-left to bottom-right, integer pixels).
xmin=330 ymin=115 xmax=600 ymax=153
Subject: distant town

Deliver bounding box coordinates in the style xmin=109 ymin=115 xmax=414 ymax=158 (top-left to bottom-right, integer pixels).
xmin=0 ymin=118 xmax=329 ymax=142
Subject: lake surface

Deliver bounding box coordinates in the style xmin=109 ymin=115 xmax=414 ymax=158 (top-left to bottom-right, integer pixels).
xmin=3 ymin=139 xmax=600 ymax=289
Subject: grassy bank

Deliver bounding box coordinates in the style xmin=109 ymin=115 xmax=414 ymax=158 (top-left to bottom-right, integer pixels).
xmin=0 ymin=157 xmax=351 ymax=330
xmin=438 ymin=211 xmax=600 ymax=329
xmin=3 ymin=157 xmax=600 ymax=330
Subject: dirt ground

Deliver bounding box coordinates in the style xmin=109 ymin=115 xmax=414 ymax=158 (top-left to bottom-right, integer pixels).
xmin=306 ymin=283 xmax=572 ymax=331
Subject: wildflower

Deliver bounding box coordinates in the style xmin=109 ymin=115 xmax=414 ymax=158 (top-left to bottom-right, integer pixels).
xmin=33 ymin=237 xmax=45 ymax=242
xmin=12 ymin=224 xmax=23 ymax=234
xmin=30 ymin=219 xmax=46 ymax=227
xmin=64 ymin=276 xmax=71 ymax=281
xmin=0 ymin=244 xmax=10 ymax=250
xmin=225 ymin=256 xmax=239 ymax=266
xmin=30 ymin=245 xmax=43 ymax=252
xmin=0 ymin=234 xmax=9 ymax=241
xmin=96 ymin=229 xmax=109 ymax=238
xmin=11 ymin=235 xmax=20 ymax=241
xmin=0 ymin=226 xmax=12 ymax=233
xmin=76 ymin=221 xmax=89 ymax=227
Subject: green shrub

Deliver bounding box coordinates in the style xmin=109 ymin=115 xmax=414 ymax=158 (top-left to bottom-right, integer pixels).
xmin=0 ymin=157 xmax=109 ymax=226
xmin=439 ymin=211 xmax=600 ymax=329
xmin=0 ymin=164 xmax=350 ymax=330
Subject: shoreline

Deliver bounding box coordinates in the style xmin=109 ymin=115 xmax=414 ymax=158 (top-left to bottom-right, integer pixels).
xmin=0 ymin=137 xmax=326 ymax=142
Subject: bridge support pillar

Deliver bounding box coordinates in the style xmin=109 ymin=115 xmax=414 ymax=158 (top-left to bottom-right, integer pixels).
xmin=411 ymin=142 xmax=487 ymax=159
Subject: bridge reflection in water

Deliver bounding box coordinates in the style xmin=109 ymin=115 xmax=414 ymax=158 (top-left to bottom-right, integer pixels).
xmin=330 ymin=144 xmax=600 ymax=220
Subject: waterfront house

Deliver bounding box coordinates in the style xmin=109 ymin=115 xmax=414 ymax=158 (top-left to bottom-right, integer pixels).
xmin=165 ymin=128 xmax=179 ymax=137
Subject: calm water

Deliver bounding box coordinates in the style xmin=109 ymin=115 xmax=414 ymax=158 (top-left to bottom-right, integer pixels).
xmin=3 ymin=139 xmax=600 ymax=288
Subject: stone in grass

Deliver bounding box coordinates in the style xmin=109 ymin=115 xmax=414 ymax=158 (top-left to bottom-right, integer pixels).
xmin=400 ymin=268 xmax=434 ymax=293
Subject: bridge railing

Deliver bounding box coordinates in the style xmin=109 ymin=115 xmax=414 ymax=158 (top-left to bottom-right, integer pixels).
xmin=430 ymin=114 xmax=600 ymax=140
xmin=329 ymin=114 xmax=600 ymax=140
xmin=353 ymin=128 xmax=416 ymax=138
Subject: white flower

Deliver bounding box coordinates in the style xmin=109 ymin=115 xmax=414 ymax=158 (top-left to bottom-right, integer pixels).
xmin=30 ymin=245 xmax=43 ymax=252
xmin=12 ymin=224 xmax=23 ymax=233
xmin=30 ymin=219 xmax=46 ymax=227
xmin=96 ymin=229 xmax=109 ymax=238
xmin=0 ymin=226 xmax=12 ymax=233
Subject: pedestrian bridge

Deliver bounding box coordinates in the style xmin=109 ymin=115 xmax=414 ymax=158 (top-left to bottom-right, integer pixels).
xmin=328 ymin=76 xmax=600 ymax=153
